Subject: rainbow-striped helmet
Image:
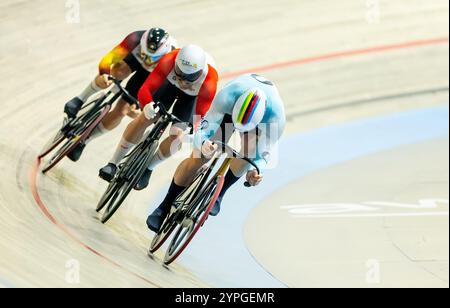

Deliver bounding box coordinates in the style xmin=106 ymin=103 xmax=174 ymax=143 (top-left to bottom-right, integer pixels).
xmin=232 ymin=88 xmax=267 ymax=132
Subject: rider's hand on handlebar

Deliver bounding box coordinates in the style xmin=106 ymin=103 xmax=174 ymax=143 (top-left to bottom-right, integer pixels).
xmin=127 ymin=104 xmax=140 ymax=119
xmin=246 ymin=169 xmax=263 ymax=186
xmin=201 ymin=140 xmax=218 ymax=158
xmin=96 ymin=74 xmax=114 ymax=89
xmin=143 ymin=102 xmax=160 ymax=120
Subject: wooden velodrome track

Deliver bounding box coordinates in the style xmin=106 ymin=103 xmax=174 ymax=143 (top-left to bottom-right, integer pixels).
xmin=0 ymin=0 xmax=448 ymax=287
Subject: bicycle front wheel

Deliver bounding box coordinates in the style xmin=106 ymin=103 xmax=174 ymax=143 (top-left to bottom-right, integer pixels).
xmin=163 ymin=175 xmax=225 ymax=265
xmin=38 ymin=119 xmax=69 ymax=159
xmin=41 ymin=105 xmax=109 ymax=174
xmin=149 ymin=168 xmax=210 ymax=254
xmin=100 ymin=142 xmax=158 ymax=223
xmin=96 ymin=179 xmax=120 ymax=212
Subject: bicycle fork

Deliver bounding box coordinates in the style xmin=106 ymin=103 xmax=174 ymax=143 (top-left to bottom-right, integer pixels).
xmin=215 ymin=157 xmax=233 ymax=178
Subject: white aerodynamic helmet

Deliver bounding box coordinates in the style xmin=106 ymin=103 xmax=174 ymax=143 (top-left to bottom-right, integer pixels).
xmin=174 ymin=45 xmax=207 ymax=82
xmin=232 ymin=88 xmax=267 ymax=132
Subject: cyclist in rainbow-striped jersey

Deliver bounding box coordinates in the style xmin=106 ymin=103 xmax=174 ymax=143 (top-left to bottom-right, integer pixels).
xmin=147 ymin=73 xmax=286 ymax=232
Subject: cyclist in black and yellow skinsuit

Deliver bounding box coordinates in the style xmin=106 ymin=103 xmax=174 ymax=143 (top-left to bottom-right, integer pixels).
xmin=63 ymin=28 xmax=177 ymax=162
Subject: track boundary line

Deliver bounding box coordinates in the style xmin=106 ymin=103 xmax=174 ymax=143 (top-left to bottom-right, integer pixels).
xmin=29 ymin=159 xmax=163 ymax=288
xmin=222 ymin=36 xmax=449 ymax=79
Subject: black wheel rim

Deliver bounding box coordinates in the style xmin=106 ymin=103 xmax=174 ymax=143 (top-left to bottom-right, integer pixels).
xmin=101 ymin=143 xmax=158 ymax=223
xmin=42 ymin=108 xmax=104 ymax=172
xmin=150 ymin=166 xmax=210 ymax=252
xmin=149 ymin=208 xmax=179 ymax=251
xmin=96 ymin=180 xmax=119 ymax=212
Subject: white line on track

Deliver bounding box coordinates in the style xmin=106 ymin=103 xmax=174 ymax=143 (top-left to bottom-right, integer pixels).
xmin=290 ymin=212 xmax=449 ymax=218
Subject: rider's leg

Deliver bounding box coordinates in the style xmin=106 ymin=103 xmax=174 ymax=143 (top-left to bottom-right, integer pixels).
xmin=111 ymin=110 xmax=156 ymax=164
xmin=103 ymin=79 xmax=179 ymax=181
xmin=66 ymin=74 xmax=115 ymax=162
xmin=147 ymin=118 xmax=235 ymax=230
xmin=102 ymin=98 xmax=136 ymax=128
xmin=65 ymin=60 xmax=132 ymax=118
xmin=146 ymin=149 xmax=209 ymax=231
xmin=68 ymin=97 xmax=127 ymax=163
xmin=86 ymin=98 xmax=132 ymax=144
xmin=173 ymin=150 xmax=210 ymax=186
xmin=67 ymin=61 xmax=136 ymax=162
xmin=93 ymin=60 xmax=139 ymax=136
xmin=110 ymin=60 xmax=133 ymax=80
xmin=147 ymin=124 xmax=187 ymax=171
xmin=137 ymin=89 xmax=196 ymax=190
xmin=64 ymin=75 xmax=106 ymax=118
xmin=135 ymin=124 xmax=188 ymax=191
xmin=103 ymin=62 xmax=157 ymax=152
xmin=106 ymin=62 xmax=148 ymax=125
xmin=166 ymin=115 xmax=235 ymax=199
xmin=106 ymin=65 xmax=159 ymax=161
xmin=145 ymin=89 xmax=197 ymax=172
xmin=162 ymin=151 xmax=208 ymax=200
xmin=78 ymin=75 xmax=107 ymax=102
xmin=99 ymin=109 xmax=156 ymax=181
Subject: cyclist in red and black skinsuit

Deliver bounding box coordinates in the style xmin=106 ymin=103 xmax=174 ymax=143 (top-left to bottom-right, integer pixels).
xmin=63 ymin=28 xmax=177 ymax=162
xmin=99 ymin=44 xmax=219 ymax=191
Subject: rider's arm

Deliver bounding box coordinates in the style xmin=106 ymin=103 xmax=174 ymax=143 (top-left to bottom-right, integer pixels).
xmin=137 ymin=50 xmax=178 ymax=109
xmin=251 ymin=127 xmax=274 ymax=173
xmin=194 ymin=65 xmax=219 ymax=129
xmin=98 ymin=31 xmax=143 ymax=75
xmin=251 ymin=112 xmax=286 ymax=172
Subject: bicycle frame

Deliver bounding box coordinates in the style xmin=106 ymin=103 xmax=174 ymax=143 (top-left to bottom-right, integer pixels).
xmin=60 ymin=86 xmax=125 ymax=138
xmin=149 ymin=139 xmax=262 ymax=262
xmin=122 ymin=109 xmax=175 ymax=163
xmin=97 ymin=99 xmax=187 ymax=222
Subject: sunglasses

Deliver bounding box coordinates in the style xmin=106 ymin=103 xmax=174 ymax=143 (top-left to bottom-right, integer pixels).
xmin=174 ymin=65 xmax=202 ymax=82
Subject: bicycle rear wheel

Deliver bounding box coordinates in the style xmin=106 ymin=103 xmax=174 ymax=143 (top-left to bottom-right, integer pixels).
xmin=100 ymin=142 xmax=158 ymax=223
xmin=163 ymin=175 xmax=225 ymax=265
